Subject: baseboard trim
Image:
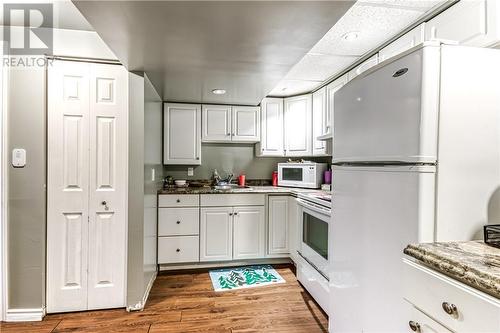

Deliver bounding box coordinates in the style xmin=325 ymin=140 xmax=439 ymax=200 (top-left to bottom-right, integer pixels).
xmin=5 ymin=307 xmax=45 ymax=322
xmin=159 ymin=258 xmax=292 ymax=271
xmin=126 ymin=270 xmax=157 ymax=312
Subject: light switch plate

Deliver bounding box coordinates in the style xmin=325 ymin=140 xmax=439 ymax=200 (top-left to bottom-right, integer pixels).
xmin=12 ymin=148 xmax=26 ymax=168
xmin=187 ymin=167 xmax=194 ymax=177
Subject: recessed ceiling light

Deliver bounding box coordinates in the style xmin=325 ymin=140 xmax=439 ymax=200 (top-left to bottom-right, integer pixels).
xmin=342 ymin=31 xmax=359 ymax=41
xmin=212 ymin=89 xmax=226 ymax=95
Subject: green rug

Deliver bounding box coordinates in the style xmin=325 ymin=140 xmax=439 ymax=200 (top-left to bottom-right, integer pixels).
xmin=209 ymin=265 xmax=285 ymax=291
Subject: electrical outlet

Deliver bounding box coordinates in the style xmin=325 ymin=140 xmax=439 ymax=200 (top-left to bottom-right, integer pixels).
xmin=187 ymin=167 xmax=194 ymax=177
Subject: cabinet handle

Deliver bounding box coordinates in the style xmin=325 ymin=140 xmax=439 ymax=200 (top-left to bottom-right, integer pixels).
xmin=176 ymin=220 xmax=181 ymax=224
xmin=176 ymin=248 xmax=180 ymax=252
xmin=226 ymin=132 xmax=230 ymax=136
xmin=442 ymin=302 xmax=458 ymax=316
xmin=229 ymin=213 xmax=233 ymax=216
xmin=408 ymin=321 xmax=420 ymax=332
xmin=234 ymin=212 xmax=238 ymax=216
xmin=176 ymin=199 xmax=181 ymax=203
xmin=101 ymin=201 xmax=109 ymax=211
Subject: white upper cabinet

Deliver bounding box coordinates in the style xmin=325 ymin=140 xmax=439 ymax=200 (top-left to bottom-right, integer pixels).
xmin=164 ymin=103 xmax=201 ymax=165
xmin=256 ymin=97 xmax=284 ymax=156
xmin=202 ymin=104 xmax=260 ymax=143
xmin=326 ymin=74 xmax=348 ymax=151
xmin=312 ymin=87 xmax=330 ymax=156
xmin=284 ymin=94 xmax=312 ymax=157
xmin=348 ymin=54 xmax=379 ymax=81
xmin=424 ymin=0 xmax=500 ymax=47
xmin=379 ymin=24 xmax=425 ymax=62
xmin=202 ymin=104 xmax=232 ymax=142
xmin=232 ymin=106 xmax=260 ymax=142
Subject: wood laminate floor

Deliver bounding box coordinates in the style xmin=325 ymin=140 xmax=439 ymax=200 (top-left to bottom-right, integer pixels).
xmin=0 ymin=265 xmax=328 ymax=333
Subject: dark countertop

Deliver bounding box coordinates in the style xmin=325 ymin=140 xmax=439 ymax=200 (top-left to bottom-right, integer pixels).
xmin=404 ymin=241 xmax=500 ymax=299
xmin=158 ymin=185 xmax=320 ymax=195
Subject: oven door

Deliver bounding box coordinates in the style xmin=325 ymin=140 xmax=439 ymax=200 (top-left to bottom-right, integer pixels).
xmin=297 ymin=199 xmax=330 ymax=278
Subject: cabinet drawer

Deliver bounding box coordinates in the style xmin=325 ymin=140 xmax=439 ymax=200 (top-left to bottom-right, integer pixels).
xmin=158 ymin=208 xmax=199 ymax=236
xmin=403 ymin=259 xmax=500 ymax=332
xmin=406 ymin=301 xmax=452 ymax=333
xmin=200 ymin=194 xmax=265 ymax=207
xmin=158 ymin=236 xmax=199 ymax=264
xmin=158 ymin=194 xmax=199 ymax=207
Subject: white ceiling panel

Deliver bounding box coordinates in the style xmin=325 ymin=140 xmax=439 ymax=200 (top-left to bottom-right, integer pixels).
xmin=284 ymin=53 xmax=358 ymax=81
xmin=358 ymin=0 xmax=445 ymax=11
xmin=269 ymin=79 xmax=323 ymax=97
xmin=309 ymin=4 xmax=424 ymax=57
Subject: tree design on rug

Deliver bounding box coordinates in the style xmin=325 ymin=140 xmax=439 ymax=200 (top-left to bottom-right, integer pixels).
xmin=242 ymin=268 xmax=266 ymax=285
xmin=262 ymin=267 xmax=278 ymax=282
xmin=218 ymin=275 xmax=237 ymax=290
xmin=228 ymin=271 xmax=245 ymax=286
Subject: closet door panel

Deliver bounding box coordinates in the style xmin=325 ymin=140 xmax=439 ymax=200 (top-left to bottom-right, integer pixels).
xmin=47 ymin=60 xmax=91 ymax=313
xmin=88 ymin=63 xmax=127 ymax=309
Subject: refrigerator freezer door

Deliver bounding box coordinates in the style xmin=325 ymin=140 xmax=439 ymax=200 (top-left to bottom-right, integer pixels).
xmin=333 ymin=45 xmax=440 ymax=164
xmin=329 ymin=165 xmax=435 ymax=333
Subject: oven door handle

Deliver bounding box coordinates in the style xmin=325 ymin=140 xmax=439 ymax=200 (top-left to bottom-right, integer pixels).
xmin=297 ymin=198 xmax=331 ymax=215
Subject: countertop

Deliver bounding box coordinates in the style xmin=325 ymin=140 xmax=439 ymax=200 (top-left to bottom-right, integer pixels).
xmin=158 ymin=185 xmax=321 ymax=196
xmin=404 ymin=241 xmax=500 ymax=299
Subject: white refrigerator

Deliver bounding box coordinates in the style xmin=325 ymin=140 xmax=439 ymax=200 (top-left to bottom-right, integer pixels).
xmin=329 ymin=42 xmax=500 ymax=332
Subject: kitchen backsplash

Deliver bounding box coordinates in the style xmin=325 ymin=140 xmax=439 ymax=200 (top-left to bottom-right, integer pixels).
xmin=163 ymin=143 xmax=330 ymax=180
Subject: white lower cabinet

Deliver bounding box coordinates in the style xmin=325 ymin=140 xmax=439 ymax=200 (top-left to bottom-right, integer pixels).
xmin=200 ymin=207 xmax=233 ymax=262
xmin=268 ymin=196 xmax=289 ymax=255
xmin=200 ymin=205 xmax=265 ymax=262
xmin=158 ymin=236 xmax=199 ymax=264
xmin=404 ymin=259 xmax=500 ymax=333
xmin=233 ymin=206 xmax=265 ymax=260
xmin=406 ymin=302 xmax=452 ymax=333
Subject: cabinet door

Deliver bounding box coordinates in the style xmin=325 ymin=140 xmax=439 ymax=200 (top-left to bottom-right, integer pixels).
xmin=232 ymin=106 xmax=260 ymax=142
xmin=200 ymin=207 xmax=233 ymax=262
xmin=348 ymin=54 xmax=379 ymax=81
xmin=326 ymin=74 xmax=347 ymax=151
xmin=164 ymin=103 xmax=201 ymax=165
xmin=312 ymin=87 xmax=329 ymax=156
xmin=268 ymin=196 xmax=289 ymax=255
xmin=424 ymin=0 xmax=499 ymax=47
xmin=256 ymin=98 xmax=284 ymax=156
xmin=284 ymin=94 xmax=312 ymax=157
xmin=288 ymin=197 xmax=300 ymax=262
xmin=233 ymin=206 xmax=265 ymax=260
xmin=202 ymin=104 xmax=232 ymax=142
xmin=379 ymin=24 xmax=425 ymax=62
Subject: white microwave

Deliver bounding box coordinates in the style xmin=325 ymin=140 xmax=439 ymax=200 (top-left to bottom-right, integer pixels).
xmin=277 ymin=162 xmax=327 ymax=189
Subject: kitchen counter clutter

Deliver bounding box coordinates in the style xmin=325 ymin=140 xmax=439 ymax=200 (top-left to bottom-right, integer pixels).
xmin=404 ymin=241 xmax=500 ymax=299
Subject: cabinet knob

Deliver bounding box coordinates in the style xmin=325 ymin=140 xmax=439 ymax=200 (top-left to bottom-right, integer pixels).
xmin=442 ymin=302 xmax=458 ymax=316
xmin=408 ymin=321 xmax=420 ymax=332
xmin=196 ymin=157 xmax=200 ymax=160
xmin=176 ymin=220 xmax=181 ymax=224
xmin=176 ymin=248 xmax=180 ymax=252
xmin=176 ymin=199 xmax=180 ymax=203
xmin=101 ymin=201 xmax=109 ymax=211
xmin=234 ymin=212 xmax=238 ymax=216
xmin=229 ymin=213 xmax=233 ymax=216
xmin=226 ymin=133 xmax=230 ymax=136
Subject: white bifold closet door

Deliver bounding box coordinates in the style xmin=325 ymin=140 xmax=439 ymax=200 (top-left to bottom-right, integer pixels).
xmin=47 ymin=60 xmax=128 ymax=313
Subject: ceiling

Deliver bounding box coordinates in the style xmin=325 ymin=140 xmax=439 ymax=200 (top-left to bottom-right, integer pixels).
xmin=269 ymin=0 xmax=445 ymax=96
xmin=73 ymin=1 xmax=355 ymax=105
xmin=0 ymin=0 xmax=93 ymax=31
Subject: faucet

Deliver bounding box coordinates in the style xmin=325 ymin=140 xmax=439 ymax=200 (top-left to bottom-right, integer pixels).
xmin=213 ymin=169 xmax=233 ymax=185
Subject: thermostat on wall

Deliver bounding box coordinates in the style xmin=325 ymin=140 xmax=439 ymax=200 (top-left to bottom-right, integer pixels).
xmin=12 ymin=148 xmax=26 ymax=168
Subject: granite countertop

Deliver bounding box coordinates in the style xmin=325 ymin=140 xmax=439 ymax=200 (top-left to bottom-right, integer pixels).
xmin=158 ymin=185 xmax=320 ymax=195
xmin=404 ymin=241 xmax=500 ymax=299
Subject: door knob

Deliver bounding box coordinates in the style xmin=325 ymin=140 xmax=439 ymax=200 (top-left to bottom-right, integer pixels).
xmin=101 ymin=201 xmax=109 ymax=211
xmin=408 ymin=321 xmax=420 ymax=332
xmin=442 ymin=302 xmax=458 ymax=316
